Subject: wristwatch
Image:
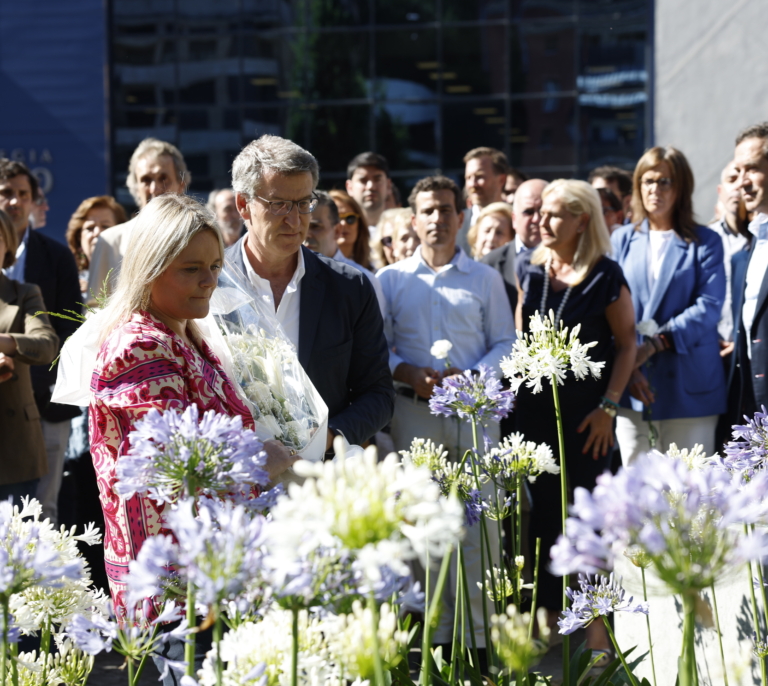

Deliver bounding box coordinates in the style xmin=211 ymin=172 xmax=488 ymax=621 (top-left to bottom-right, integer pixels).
xmin=598 ymin=399 xmax=618 ymax=418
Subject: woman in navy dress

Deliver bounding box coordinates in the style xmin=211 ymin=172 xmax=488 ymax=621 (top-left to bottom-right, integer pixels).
xmin=515 ymin=179 xmax=636 ymax=656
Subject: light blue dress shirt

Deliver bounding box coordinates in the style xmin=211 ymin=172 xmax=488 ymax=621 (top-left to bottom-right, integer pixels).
xmin=376 ymin=246 xmax=516 ymax=377
xmin=742 ymin=213 xmax=768 ymax=359
xmin=2 ymin=226 xmax=30 ymax=282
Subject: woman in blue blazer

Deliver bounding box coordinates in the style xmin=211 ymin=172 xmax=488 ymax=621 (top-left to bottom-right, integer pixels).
xmin=611 ymin=146 xmax=726 ymax=463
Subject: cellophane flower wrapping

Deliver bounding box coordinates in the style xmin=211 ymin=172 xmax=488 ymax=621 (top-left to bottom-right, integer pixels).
xmin=199 ymin=258 xmax=328 ymax=464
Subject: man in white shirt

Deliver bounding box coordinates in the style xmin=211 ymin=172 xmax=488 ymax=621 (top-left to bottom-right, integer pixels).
xmin=457 ymin=147 xmax=509 ymax=254
xmin=345 ymin=152 xmax=392 ymax=233
xmin=87 ymin=138 xmax=189 ymax=303
xmin=225 ymin=135 xmax=394 ymax=453
xmin=709 ymin=161 xmax=750 ymax=348
xmin=731 ymin=122 xmax=768 ymax=417
xmin=377 ymin=174 xmax=515 ymax=654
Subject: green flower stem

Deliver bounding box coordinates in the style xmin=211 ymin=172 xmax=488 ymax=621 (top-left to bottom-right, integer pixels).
xmin=551 ymin=380 xmax=569 ymax=686
xmin=9 ymin=642 xmax=16 ymax=686
xmin=459 ymin=545 xmax=482 ymax=680
xmin=752 ymin=525 xmax=768 ymax=630
xmin=291 ymin=607 xmax=299 ymax=686
xmin=603 ymin=617 xmax=639 ymax=686
xmin=469 ymin=418 xmax=497 ymax=673
xmin=527 ymin=538 xmax=541 ymax=642
xmin=185 ymin=581 xmax=197 ymax=678
xmin=40 ymin=617 xmax=51 ymax=686
xmin=214 ymin=611 xmax=224 ymax=686
xmin=710 ymin=584 xmax=728 ymax=686
xmin=369 ymin=594 xmax=386 ymax=686
xmin=678 ymin=594 xmax=698 ymax=686
xmin=127 ymin=657 xmax=135 ymax=686
xmin=516 ymin=477 xmax=523 ymax=607
xmin=449 ymin=553 xmax=463 ymax=685
xmin=640 ymin=568 xmax=657 ymax=686
xmin=421 ymin=546 xmax=454 ymax=686
xmin=132 ymin=624 xmax=160 ymax=686
xmin=1 ymin=598 xmax=8 ymax=686
xmin=747 ymin=555 xmax=767 ymax=686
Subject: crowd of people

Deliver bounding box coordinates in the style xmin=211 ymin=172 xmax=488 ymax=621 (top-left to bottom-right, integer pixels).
xmin=1 ymin=121 xmax=768 ymax=681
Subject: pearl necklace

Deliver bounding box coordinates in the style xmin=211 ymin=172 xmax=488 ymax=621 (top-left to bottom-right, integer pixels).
xmin=540 ymin=255 xmax=573 ymax=324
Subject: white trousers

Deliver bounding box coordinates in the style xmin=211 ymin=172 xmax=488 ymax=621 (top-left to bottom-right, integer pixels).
xmin=615 ymin=408 xmax=718 ymax=466
xmin=391 ymin=393 xmax=501 ymax=648
xmin=35 ymin=419 xmax=70 ymax=525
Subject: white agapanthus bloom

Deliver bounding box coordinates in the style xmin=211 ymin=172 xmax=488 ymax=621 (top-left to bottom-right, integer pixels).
xmin=270 ymin=446 xmax=464 ymax=580
xmin=500 ymin=310 xmax=605 ymax=394
xmin=198 ymin=608 xmax=336 ymax=686
xmin=323 ymin=601 xmax=408 ymax=681
xmin=491 ymin=605 xmax=549 ymax=675
xmin=483 ymin=432 xmax=559 ymax=487
xmin=637 ymin=318 xmax=659 ymax=338
xmin=430 ymin=339 xmax=453 ymax=360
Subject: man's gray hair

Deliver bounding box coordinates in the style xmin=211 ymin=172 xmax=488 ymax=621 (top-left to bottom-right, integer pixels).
xmin=232 ymin=135 xmax=319 ymax=200
xmin=127 ymin=138 xmax=190 ymax=204
xmin=736 ymin=122 xmax=768 ymax=160
xmin=207 ymin=188 xmax=233 ymax=212
xmin=314 ymin=190 xmax=339 ymax=225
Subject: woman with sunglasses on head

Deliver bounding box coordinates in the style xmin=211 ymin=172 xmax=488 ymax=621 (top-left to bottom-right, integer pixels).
xmin=611 ymin=147 xmax=726 ymax=464
xmin=330 ymin=190 xmax=372 ymax=271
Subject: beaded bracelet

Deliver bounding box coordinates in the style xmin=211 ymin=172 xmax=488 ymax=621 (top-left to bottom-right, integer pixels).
xmin=600 ymin=395 xmax=620 ymax=409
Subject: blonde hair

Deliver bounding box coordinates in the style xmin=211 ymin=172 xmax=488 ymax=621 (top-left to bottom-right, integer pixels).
xmin=467 ymin=202 xmax=513 ymax=258
xmin=97 ymin=194 xmax=223 ymax=343
xmin=0 ymin=208 xmax=18 ymax=269
xmin=375 ymin=207 xmax=413 ymax=267
xmin=530 ymin=179 xmax=612 ymax=285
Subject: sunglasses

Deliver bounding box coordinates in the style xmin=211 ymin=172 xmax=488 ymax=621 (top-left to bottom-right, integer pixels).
xmin=339 ymin=213 xmax=359 ymax=225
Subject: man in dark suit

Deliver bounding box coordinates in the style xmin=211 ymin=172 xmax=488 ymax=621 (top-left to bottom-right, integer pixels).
xmin=480 ymin=178 xmax=547 ymax=316
xmin=225 ymin=135 xmax=394 ymax=455
xmin=0 ymin=159 xmax=81 ymax=523
xmin=729 ymin=123 xmax=768 ymax=422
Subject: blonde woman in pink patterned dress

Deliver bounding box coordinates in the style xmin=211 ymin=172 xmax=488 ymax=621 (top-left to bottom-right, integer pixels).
xmin=88 ymin=194 xmax=297 ymax=620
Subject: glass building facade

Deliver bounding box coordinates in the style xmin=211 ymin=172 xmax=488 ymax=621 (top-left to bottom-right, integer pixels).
xmin=111 ymin=0 xmax=652 ymax=208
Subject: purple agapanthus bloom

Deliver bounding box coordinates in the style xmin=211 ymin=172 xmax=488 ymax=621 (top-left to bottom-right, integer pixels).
xmin=464 ymin=488 xmax=486 ymax=527
xmin=0 ymin=499 xmax=83 ymax=597
xmin=721 ymin=407 xmax=768 ymax=481
xmin=429 ymin=364 xmax=515 ymax=425
xmin=558 ymin=573 xmax=648 ymax=635
xmin=117 ymin=405 xmax=270 ymax=504
xmin=65 ymin=613 xmax=118 ymax=655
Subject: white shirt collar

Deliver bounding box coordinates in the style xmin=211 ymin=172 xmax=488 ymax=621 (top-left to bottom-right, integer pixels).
xmin=240 ymin=240 xmax=306 ymax=293
xmin=414 ymin=244 xmax=470 ymax=274
xmin=16 ymin=226 xmax=30 ymax=256
xmin=748 ymin=213 xmax=768 ymax=240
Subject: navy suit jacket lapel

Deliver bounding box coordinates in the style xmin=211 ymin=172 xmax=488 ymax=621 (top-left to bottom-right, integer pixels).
xmin=298 ymin=247 xmax=325 ymax=369
xmin=645 ymin=230 xmax=687 ymax=322
xmin=753 ymin=246 xmax=768 ymax=333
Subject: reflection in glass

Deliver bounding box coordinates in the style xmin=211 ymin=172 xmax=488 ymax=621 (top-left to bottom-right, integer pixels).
xmin=509 ymin=97 xmax=576 ymax=172
xmin=442 ymin=102 xmax=507 ymax=171
xmin=375 ymin=29 xmax=438 ymax=90
xmin=375 ymin=0 xmax=436 ymax=24
xmin=376 ymin=102 xmax=438 ymax=171
xmin=442 ymin=26 xmax=507 ymax=96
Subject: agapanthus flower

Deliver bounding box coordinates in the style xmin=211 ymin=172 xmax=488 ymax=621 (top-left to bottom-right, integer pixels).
xmin=754 ymin=632 xmax=768 ymax=659
xmin=477 ymin=565 xmax=515 ymax=601
xmin=400 ymin=438 xmax=486 ymax=526
xmin=429 ymin=363 xmax=515 ymax=424
xmin=0 ymin=498 xmax=83 ymax=601
xmin=482 ymin=432 xmax=559 ymax=488
xmin=491 ymin=604 xmax=549 ymax=675
xmin=117 ymin=405 xmax=270 ymax=504
xmin=271 ymin=448 xmax=464 ymax=584
xmin=4 ymin=500 xmax=108 ymax=636
xmin=558 ymin=573 xmax=648 ymax=635
xmin=500 ymin=310 xmax=605 ymax=394
xmin=720 ymin=407 xmax=768 ymax=481
xmin=550 ymin=449 xmax=767 ymax=594
xmin=65 ymin=613 xmax=118 ymax=655
xmin=17 ymin=640 xmax=95 ymax=686
xmin=324 ymin=601 xmax=408 ymax=681
xmin=198 ymin=608 xmax=336 ymax=686
xmin=124 ymin=498 xmax=266 ymax=610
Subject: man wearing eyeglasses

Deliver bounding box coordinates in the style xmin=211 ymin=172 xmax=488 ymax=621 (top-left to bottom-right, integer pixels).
xmin=226 ymin=135 xmax=395 ymax=455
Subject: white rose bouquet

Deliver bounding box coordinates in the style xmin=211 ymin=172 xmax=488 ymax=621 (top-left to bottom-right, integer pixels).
xmin=199 ymin=259 xmax=329 ymax=462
